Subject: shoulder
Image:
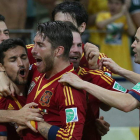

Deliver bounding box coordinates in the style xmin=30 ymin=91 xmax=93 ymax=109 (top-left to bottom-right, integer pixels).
xmin=26 ymin=44 xmax=34 ymax=49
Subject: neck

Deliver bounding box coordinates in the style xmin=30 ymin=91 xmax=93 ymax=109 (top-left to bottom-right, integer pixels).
xmin=16 ymin=85 xmax=26 ymax=96
xmin=45 ymin=59 xmax=70 ymax=79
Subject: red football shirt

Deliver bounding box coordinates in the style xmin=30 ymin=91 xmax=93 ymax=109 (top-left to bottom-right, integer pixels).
xmin=23 ymin=64 xmax=87 ymax=140
xmin=0 ymin=95 xmax=26 ymax=140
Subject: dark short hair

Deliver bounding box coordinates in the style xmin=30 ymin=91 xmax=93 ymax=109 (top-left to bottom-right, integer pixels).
xmin=64 ymin=21 xmax=80 ymax=34
xmin=52 ymin=1 xmax=88 ymax=27
xmin=108 ymin=0 xmax=125 ymax=4
xmin=0 ymin=38 xmax=27 ymax=64
xmin=0 ymin=14 xmax=5 ymax=22
xmin=37 ymin=21 xmax=73 ymax=60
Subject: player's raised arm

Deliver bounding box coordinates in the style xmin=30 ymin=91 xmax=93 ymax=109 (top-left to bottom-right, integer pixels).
xmin=59 ymin=72 xmax=140 ymax=112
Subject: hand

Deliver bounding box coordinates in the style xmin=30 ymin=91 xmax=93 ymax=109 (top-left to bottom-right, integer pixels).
xmin=95 ymin=116 xmax=110 ymax=136
xmin=84 ymin=43 xmax=100 ymax=70
xmin=59 ymin=72 xmax=85 ymax=89
xmin=0 ymin=72 xmax=19 ymax=97
xmin=99 ymin=58 xmax=122 ymax=74
xmin=15 ymin=102 xmax=44 ymax=132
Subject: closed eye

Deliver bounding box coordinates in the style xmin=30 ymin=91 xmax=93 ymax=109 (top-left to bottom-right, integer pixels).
xmin=21 ymin=54 xmax=27 ymax=60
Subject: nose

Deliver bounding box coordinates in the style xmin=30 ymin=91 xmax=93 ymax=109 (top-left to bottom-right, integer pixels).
xmin=31 ymin=45 xmax=37 ymax=55
xmin=131 ymin=40 xmax=136 ymax=48
xmin=17 ymin=58 xmax=24 ymax=67
xmin=71 ymin=45 xmax=79 ymax=53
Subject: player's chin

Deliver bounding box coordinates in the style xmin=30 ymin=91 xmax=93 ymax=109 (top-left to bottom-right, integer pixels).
xmin=37 ymin=67 xmax=46 ymax=73
xmin=37 ymin=67 xmax=43 ymax=73
xmin=20 ymin=78 xmax=28 ymax=83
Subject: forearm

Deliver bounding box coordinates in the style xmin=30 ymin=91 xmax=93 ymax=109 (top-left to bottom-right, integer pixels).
xmin=96 ymin=13 xmax=123 ymax=29
xmin=83 ymin=81 xmax=138 ymax=112
xmin=126 ymin=11 xmax=136 ymax=36
xmin=116 ymin=67 xmax=140 ymax=84
xmin=0 ymin=110 xmax=18 ymax=123
xmin=38 ymin=122 xmax=52 ymax=139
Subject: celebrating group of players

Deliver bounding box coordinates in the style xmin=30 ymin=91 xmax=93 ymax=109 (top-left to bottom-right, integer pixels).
xmin=0 ymin=1 xmax=140 ymax=140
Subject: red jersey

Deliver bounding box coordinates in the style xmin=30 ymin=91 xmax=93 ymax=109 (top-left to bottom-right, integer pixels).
xmin=0 ymin=95 xmax=26 ymax=140
xmin=76 ymin=67 xmax=128 ymax=140
xmin=23 ymin=64 xmax=87 ymax=140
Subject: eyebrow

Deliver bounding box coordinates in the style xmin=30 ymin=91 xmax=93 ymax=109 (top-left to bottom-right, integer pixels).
xmin=4 ymin=29 xmax=9 ymax=32
xmin=36 ymin=41 xmax=44 ymax=46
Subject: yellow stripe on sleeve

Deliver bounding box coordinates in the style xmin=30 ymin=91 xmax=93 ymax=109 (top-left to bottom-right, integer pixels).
xmin=89 ymin=71 xmax=112 ymax=85
xmin=56 ymin=122 xmax=75 ymax=140
xmin=65 ymin=86 xmax=71 ymax=106
xmin=63 ymin=87 xmax=68 ymax=106
xmin=69 ymin=87 xmax=74 ymax=105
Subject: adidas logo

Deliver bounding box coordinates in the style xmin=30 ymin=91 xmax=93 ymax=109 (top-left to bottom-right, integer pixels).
xmin=8 ymin=103 xmax=14 ymax=110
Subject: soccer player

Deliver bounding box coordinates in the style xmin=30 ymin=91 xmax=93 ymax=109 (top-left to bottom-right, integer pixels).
xmin=18 ymin=21 xmax=87 ymax=140
xmin=0 ymin=38 xmax=43 ymax=140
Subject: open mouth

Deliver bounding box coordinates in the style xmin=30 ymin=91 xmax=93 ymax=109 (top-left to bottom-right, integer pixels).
xmin=19 ymin=69 xmax=26 ymax=77
xmin=35 ymin=58 xmax=43 ymax=67
xmin=36 ymin=58 xmax=42 ymax=62
xmin=69 ymin=56 xmax=79 ymax=61
xmin=133 ymin=50 xmax=136 ymax=55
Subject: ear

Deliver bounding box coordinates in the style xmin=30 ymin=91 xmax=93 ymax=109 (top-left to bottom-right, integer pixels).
xmin=0 ymin=63 xmax=5 ymax=72
xmin=78 ymin=22 xmax=86 ymax=34
xmin=55 ymin=46 xmax=65 ymax=57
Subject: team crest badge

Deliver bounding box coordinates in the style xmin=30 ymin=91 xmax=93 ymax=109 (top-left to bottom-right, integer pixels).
xmin=39 ymin=90 xmax=53 ymax=107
